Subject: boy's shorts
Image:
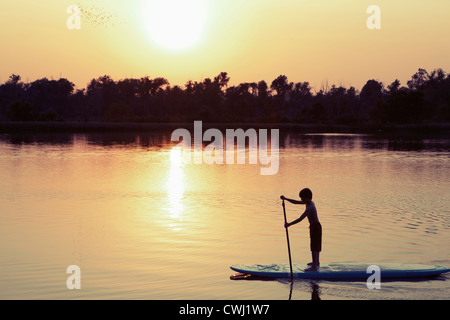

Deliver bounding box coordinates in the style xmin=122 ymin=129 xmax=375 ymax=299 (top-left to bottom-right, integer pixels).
xmin=309 ymin=222 xmax=322 ymax=252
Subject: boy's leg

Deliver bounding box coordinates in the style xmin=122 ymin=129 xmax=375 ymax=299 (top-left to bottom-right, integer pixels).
xmin=309 ymin=252 xmax=318 ymax=265
xmin=306 ymin=223 xmax=322 ymax=271
xmin=313 ymin=251 xmax=320 ymax=267
xmin=305 ymin=251 xmax=320 ymax=271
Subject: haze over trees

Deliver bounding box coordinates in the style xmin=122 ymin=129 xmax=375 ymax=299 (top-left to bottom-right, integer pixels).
xmin=1 ymin=68 xmax=449 ymax=126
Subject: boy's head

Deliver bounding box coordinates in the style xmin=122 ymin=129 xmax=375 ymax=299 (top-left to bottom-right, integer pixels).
xmin=299 ymin=188 xmax=313 ymax=202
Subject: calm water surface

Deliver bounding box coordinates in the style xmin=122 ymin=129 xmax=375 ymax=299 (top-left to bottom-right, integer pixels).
xmin=0 ymin=130 xmax=449 ymax=299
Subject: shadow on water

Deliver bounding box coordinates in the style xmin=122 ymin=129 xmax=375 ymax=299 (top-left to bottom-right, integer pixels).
xmin=283 ymin=280 xmax=321 ymax=300
xmin=230 ymin=273 xmax=449 ymax=300
xmin=230 ymin=274 xmax=322 ymax=300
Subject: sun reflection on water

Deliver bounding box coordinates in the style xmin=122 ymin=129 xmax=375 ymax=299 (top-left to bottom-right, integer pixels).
xmin=166 ymin=147 xmax=185 ymax=219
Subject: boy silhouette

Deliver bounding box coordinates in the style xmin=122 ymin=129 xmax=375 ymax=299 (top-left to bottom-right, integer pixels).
xmin=281 ymin=188 xmax=322 ymax=272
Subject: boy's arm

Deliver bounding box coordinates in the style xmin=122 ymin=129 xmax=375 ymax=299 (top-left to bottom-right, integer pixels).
xmin=285 ymin=210 xmax=307 ymax=228
xmin=280 ymin=195 xmax=305 ymax=205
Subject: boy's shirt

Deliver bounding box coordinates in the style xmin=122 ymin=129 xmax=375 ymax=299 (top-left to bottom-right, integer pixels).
xmin=302 ymin=201 xmax=320 ymax=224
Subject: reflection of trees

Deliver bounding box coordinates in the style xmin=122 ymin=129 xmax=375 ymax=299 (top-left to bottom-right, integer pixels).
xmin=1 ymin=69 xmax=450 ymax=125
xmin=4 ymin=131 xmax=173 ymax=149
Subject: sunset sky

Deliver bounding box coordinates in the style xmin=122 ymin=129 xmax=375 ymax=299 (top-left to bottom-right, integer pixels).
xmin=1 ymin=0 xmax=449 ymax=91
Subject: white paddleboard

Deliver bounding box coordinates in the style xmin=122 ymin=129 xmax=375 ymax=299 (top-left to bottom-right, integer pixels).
xmin=230 ymin=263 xmax=450 ymax=280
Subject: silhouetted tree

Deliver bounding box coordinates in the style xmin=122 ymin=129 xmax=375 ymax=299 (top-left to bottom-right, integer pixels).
xmin=7 ymin=101 xmax=35 ymax=121
xmin=1 ymin=68 xmax=450 ymax=125
xmin=407 ymin=68 xmax=429 ymax=90
xmin=387 ymin=79 xmax=401 ymax=93
xmin=214 ymin=72 xmax=230 ymax=93
xmin=257 ymin=80 xmax=269 ymax=99
xmin=104 ymin=101 xmax=132 ymax=122
xmin=271 ymin=75 xmax=291 ymax=99
xmin=86 ymin=75 xmax=117 ymax=119
xmin=360 ymin=79 xmax=384 ymax=122
xmin=0 ymin=75 xmax=25 ymax=119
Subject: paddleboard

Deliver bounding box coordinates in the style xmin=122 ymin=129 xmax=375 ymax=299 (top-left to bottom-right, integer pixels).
xmin=230 ymin=263 xmax=450 ymax=280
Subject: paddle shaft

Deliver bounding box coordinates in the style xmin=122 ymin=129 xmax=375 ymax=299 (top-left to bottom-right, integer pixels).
xmin=282 ymin=199 xmax=294 ymax=281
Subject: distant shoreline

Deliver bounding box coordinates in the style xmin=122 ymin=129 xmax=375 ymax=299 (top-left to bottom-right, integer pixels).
xmin=0 ymin=121 xmax=449 ymax=135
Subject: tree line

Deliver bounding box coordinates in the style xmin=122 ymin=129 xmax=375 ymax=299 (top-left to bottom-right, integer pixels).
xmin=1 ymin=68 xmax=449 ymax=126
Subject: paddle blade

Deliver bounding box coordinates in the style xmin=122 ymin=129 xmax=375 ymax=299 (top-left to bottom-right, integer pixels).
xmin=230 ymin=273 xmax=252 ymax=280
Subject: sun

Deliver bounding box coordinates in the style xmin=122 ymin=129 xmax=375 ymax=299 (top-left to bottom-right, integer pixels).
xmin=141 ymin=0 xmax=208 ymax=51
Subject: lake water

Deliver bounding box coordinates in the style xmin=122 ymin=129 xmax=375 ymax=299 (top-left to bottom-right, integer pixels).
xmin=0 ymin=128 xmax=449 ymax=300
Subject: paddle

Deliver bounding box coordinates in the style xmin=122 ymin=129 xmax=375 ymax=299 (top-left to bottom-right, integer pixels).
xmin=282 ymin=198 xmax=294 ymax=282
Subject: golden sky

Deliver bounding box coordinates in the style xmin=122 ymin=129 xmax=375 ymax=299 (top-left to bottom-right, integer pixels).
xmin=1 ymin=0 xmax=449 ymax=91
